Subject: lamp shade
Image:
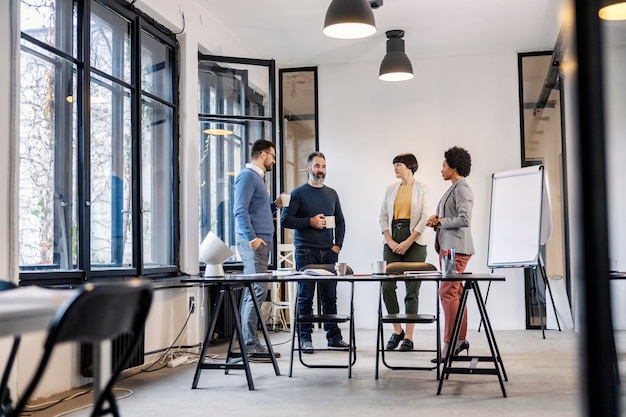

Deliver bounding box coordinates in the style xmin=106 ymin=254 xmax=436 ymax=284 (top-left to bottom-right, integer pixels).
xmin=323 ymin=0 xmax=377 ymax=39
xmin=199 ymin=231 xmax=233 ymax=277
xmin=599 ymin=0 xmax=626 ymax=20
xmin=379 ymin=30 xmax=414 ymax=82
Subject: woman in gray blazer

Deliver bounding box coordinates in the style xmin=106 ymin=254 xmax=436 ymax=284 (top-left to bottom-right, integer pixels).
xmin=426 ymin=147 xmax=474 ymax=361
xmin=379 ymin=153 xmax=432 ymax=351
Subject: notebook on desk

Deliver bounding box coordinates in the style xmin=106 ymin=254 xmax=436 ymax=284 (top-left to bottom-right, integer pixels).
xmin=289 ymin=268 xmax=336 ymax=276
xmin=403 ymin=271 xmax=442 ymax=276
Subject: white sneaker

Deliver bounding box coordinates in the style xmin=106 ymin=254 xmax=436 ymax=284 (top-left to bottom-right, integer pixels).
xmin=300 ymin=340 xmax=314 ymax=354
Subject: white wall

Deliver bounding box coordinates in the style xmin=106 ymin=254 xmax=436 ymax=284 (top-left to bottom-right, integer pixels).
xmin=0 ymin=0 xmax=565 ymax=400
xmin=315 ymin=56 xmax=528 ymax=330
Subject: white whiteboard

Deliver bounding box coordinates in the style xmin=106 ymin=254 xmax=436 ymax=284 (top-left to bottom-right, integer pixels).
xmin=487 ymin=166 xmax=544 ymax=268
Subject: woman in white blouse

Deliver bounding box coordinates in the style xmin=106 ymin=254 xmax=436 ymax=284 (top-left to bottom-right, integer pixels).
xmin=379 ymin=153 xmax=432 ymax=351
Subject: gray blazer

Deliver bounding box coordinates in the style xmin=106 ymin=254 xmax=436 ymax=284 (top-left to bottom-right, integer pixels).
xmin=435 ymin=178 xmax=475 ymax=255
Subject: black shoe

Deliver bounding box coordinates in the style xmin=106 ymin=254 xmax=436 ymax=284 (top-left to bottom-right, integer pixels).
xmin=328 ymin=339 xmax=350 ymax=350
xmin=454 ymin=340 xmax=470 ymax=355
xmin=385 ymin=330 xmax=405 ymax=350
xmin=399 ymin=339 xmax=414 ymax=351
xmin=431 ymin=340 xmax=470 ymax=363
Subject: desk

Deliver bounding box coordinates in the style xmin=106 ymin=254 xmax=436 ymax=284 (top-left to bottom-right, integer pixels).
xmin=0 ymin=287 xmax=95 ymax=408
xmin=182 ymin=275 xmax=281 ymax=390
xmin=184 ymin=273 xmax=506 ymax=395
xmin=431 ymin=274 xmax=508 ymax=397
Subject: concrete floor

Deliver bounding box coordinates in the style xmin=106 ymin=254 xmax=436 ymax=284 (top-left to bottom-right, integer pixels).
xmin=24 ymin=327 xmax=608 ymax=417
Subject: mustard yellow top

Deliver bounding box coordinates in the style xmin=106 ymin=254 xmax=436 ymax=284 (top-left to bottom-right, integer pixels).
xmin=393 ymin=184 xmax=412 ymax=219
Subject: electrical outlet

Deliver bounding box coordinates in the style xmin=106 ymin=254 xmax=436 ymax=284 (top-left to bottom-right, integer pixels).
xmin=189 ymin=296 xmax=195 ymax=313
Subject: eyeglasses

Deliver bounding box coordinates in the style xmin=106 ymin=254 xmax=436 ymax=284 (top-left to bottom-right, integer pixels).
xmin=265 ymin=151 xmax=276 ymax=160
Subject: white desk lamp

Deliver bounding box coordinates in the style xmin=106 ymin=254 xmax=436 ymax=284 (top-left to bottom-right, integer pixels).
xmin=199 ymin=231 xmax=233 ymax=277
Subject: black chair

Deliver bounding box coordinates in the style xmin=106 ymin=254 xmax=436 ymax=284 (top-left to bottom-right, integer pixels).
xmin=0 ymin=281 xmax=20 ymax=417
xmin=375 ymin=262 xmax=441 ymax=379
xmin=7 ymin=279 xmax=153 ymax=417
xmin=289 ymin=263 xmax=357 ymax=378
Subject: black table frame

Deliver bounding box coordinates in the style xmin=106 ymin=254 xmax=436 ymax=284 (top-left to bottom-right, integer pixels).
xmin=437 ymin=276 xmax=508 ymax=397
xmin=190 ymin=280 xmax=280 ymax=390
xmin=184 ymin=273 xmax=507 ymax=396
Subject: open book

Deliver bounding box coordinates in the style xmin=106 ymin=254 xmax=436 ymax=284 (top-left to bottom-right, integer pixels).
xmin=289 ymin=268 xmax=336 ymax=276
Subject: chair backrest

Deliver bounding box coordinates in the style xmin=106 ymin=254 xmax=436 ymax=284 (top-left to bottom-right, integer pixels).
xmin=11 ymin=279 xmax=153 ymax=417
xmin=46 ymin=279 xmax=153 ymax=348
xmin=300 ymin=263 xmax=354 ymax=275
xmin=277 ymin=243 xmax=296 ymax=269
xmin=386 ymin=262 xmax=437 ymax=274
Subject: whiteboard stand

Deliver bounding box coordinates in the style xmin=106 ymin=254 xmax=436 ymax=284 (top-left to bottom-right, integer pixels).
xmin=532 ymin=252 xmax=561 ymax=339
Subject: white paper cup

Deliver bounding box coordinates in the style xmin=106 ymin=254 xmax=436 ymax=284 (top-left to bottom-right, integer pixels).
xmin=324 ymin=215 xmax=336 ymax=229
xmin=371 ymin=260 xmax=387 ymax=275
xmin=280 ymin=193 xmax=291 ymax=207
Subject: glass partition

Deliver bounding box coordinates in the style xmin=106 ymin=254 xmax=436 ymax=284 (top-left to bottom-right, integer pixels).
xmin=279 ymin=68 xmax=318 ymax=245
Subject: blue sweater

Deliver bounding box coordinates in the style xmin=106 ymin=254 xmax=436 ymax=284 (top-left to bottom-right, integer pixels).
xmin=281 ymin=183 xmax=345 ymax=249
xmin=234 ymin=167 xmax=276 ymax=242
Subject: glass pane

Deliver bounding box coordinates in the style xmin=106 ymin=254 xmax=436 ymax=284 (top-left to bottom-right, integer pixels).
xmin=90 ymin=75 xmax=132 ymax=268
xmin=198 ymin=61 xmax=270 ymax=118
xmin=90 ymin=1 xmax=131 ymax=84
xmin=280 ymin=70 xmax=317 ymax=244
xmin=141 ymin=30 xmax=173 ymax=102
xmin=19 ymin=45 xmax=78 ymax=270
xmin=20 ymin=0 xmax=76 ymax=57
xmin=199 ymin=120 xmax=272 ymax=255
xmin=519 ymin=53 xmax=567 ymax=328
xmin=142 ymin=96 xmax=174 ymax=268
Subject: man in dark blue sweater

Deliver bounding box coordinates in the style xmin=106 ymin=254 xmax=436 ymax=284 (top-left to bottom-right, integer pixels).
xmin=234 ymin=139 xmax=282 ymax=358
xmin=281 ymin=152 xmax=348 ymax=353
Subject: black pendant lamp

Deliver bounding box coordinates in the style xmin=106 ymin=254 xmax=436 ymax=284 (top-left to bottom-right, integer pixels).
xmin=379 ymin=30 xmax=414 ymax=82
xmin=599 ymin=0 xmax=626 ymax=20
xmin=323 ymin=0 xmax=377 ymax=40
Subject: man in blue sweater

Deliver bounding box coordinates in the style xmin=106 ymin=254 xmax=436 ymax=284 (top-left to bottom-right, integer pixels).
xmin=281 ymin=152 xmax=348 ymax=353
xmin=234 ymin=139 xmax=282 ymax=358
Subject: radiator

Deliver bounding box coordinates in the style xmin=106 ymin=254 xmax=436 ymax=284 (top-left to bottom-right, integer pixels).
xmin=80 ymin=332 xmax=145 ymax=378
xmin=209 ymin=286 xmax=243 ymax=342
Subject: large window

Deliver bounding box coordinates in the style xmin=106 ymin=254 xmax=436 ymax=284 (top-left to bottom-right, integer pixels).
xmin=198 ymin=55 xmax=275 ymax=264
xmin=19 ymin=0 xmax=179 ymax=282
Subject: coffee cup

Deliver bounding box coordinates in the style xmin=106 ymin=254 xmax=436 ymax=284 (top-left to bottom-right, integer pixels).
xmin=280 ymin=193 xmax=291 ymax=207
xmin=371 ymin=260 xmax=387 ymax=275
xmin=335 ymin=262 xmax=348 ymax=276
xmin=324 ymin=215 xmax=336 ymax=229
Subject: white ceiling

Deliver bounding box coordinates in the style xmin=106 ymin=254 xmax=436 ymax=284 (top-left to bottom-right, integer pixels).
xmin=195 ymin=0 xmax=563 ymax=66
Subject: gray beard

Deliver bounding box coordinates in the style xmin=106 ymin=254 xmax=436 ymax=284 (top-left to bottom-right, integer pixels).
xmin=310 ymin=175 xmax=325 ymax=185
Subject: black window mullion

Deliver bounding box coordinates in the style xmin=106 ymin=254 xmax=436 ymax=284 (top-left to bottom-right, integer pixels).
xmin=132 ymin=15 xmax=143 ymax=274
xmin=78 ymin=0 xmax=91 ymax=276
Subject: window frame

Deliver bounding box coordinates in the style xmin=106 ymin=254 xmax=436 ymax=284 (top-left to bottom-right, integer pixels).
xmin=198 ymin=53 xmax=276 ymax=271
xmin=18 ymin=0 xmax=180 ymax=284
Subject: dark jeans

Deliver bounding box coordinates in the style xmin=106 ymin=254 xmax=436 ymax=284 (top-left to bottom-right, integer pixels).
xmin=295 ymin=246 xmax=342 ymax=344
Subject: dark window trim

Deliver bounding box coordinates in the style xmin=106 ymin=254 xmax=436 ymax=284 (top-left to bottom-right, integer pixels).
xmin=19 ymin=0 xmax=181 ymax=284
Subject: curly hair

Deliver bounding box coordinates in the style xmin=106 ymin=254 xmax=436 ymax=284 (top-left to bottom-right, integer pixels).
xmin=444 ymin=146 xmax=471 ymax=177
xmin=392 ymin=153 xmax=418 ymax=174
